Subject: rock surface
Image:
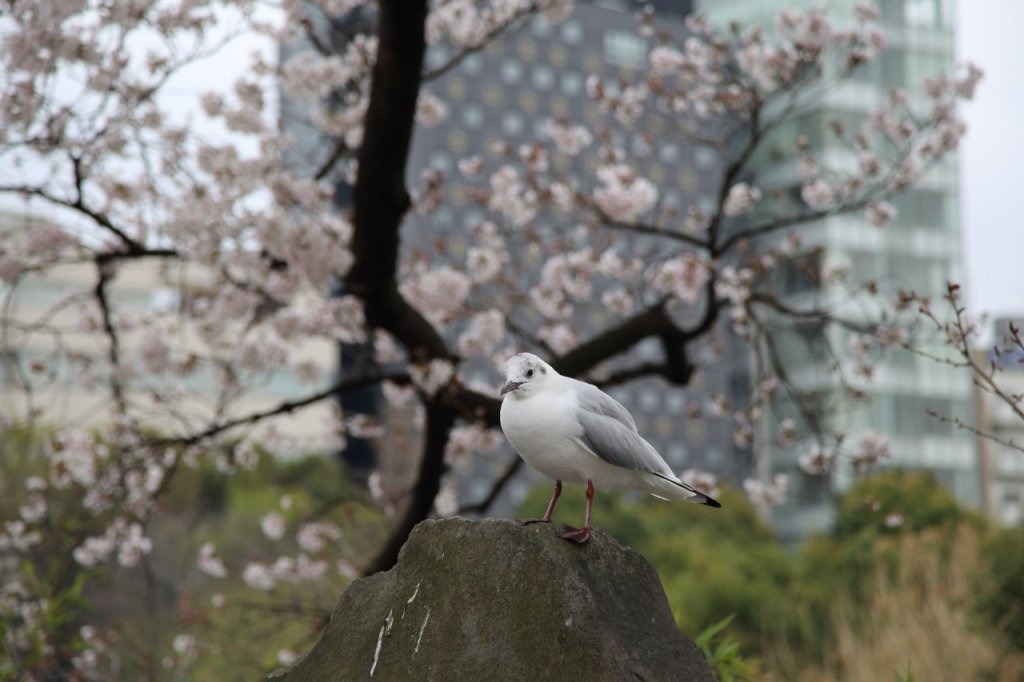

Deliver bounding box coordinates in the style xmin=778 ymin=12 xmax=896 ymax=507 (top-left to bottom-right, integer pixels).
xmin=269 ymin=517 xmax=714 ymax=682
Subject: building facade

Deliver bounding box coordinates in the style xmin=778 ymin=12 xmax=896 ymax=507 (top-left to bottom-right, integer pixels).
xmin=403 ymin=2 xmax=757 ymax=510
xmin=700 ymin=0 xmax=977 ymax=540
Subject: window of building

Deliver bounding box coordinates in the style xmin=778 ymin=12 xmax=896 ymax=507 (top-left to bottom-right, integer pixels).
xmin=445 ymin=76 xmax=467 ymax=100
xmin=518 ymin=38 xmax=538 ymax=61
xmin=694 ymin=145 xmax=717 ymax=169
xmin=460 ymin=53 xmax=483 ymax=77
xmin=550 ymin=95 xmax=569 ymax=118
xmin=461 ymin=103 xmax=484 ymax=130
xmin=659 ymin=143 xmax=680 ymax=165
xmin=560 ymin=72 xmax=584 ymax=97
xmin=560 ymin=19 xmax=584 ymax=45
xmin=531 ymin=65 xmax=555 ymax=91
xmin=425 ymin=45 xmax=448 ymax=70
xmin=667 ymin=443 xmax=688 ymax=466
xmin=518 ymin=91 xmax=539 ymax=113
xmin=501 ymin=111 xmax=524 ymax=137
xmin=500 ymin=59 xmax=523 ymax=85
xmin=639 ymin=388 xmax=660 ymax=412
xmin=483 ymin=85 xmax=503 ymax=107
xmin=548 ymin=45 xmax=569 ymax=68
xmin=531 ymin=14 xmax=553 ymax=39
xmin=677 ymin=169 xmax=698 ymax=191
xmin=655 ymin=416 xmax=674 ymax=438
xmin=603 ymin=30 xmax=647 ymax=69
xmin=905 ymin=0 xmax=940 ymax=27
xmin=428 ymin=151 xmax=451 ymax=172
xmin=447 ymin=130 xmax=468 ymax=153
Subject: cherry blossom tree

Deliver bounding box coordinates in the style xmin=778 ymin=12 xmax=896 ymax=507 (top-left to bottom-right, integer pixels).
xmin=0 ymin=0 xmax=980 ymax=676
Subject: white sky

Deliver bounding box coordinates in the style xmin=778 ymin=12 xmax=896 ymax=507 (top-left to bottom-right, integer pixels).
xmin=957 ymin=1 xmax=1024 ymax=319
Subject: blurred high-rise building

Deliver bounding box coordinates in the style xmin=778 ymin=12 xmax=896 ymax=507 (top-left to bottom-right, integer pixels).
xmin=280 ymin=1 xmax=758 ymax=512
xmin=405 ymin=2 xmax=761 ymax=512
xmin=974 ymin=317 xmax=1024 ymax=527
xmin=700 ymin=0 xmax=978 ymax=540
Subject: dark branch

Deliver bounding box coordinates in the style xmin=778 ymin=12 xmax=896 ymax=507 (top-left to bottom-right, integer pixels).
xmin=150 ymin=372 xmax=408 ymax=447
xmin=457 ymin=456 xmax=523 ymax=515
xmin=363 ymin=401 xmax=455 ymax=575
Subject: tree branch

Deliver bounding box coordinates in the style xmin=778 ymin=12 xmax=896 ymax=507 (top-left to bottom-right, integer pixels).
xmin=150 ymin=372 xmax=408 ymax=447
xmin=363 ymin=401 xmax=455 ymax=575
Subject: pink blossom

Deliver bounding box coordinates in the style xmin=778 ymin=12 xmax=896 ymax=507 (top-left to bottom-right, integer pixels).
xmin=885 ymin=512 xmax=904 ymax=528
xmin=400 ymin=265 xmax=471 ymax=326
xmin=458 ymin=155 xmax=483 ymax=177
xmin=445 ymin=423 xmax=504 ymax=463
xmin=487 ymin=165 xmax=536 ymax=226
xmin=801 ymin=178 xmax=835 ymax=210
xmin=865 ymin=201 xmax=896 ymax=227
xmin=458 ymin=310 xmax=505 ymax=356
xmin=242 ymin=563 xmax=275 ymax=590
xmin=744 ymin=474 xmax=789 ymax=507
xmin=416 ymin=91 xmax=447 ymax=127
xmin=297 ymin=522 xmax=342 ymax=554
xmin=539 ymin=323 xmax=577 ymax=354
xmin=680 ymin=469 xmax=720 ymax=499
xmin=466 ymin=245 xmax=505 ymax=283
xmin=723 ymin=183 xmax=762 ymax=217
xmin=260 ymin=512 xmax=286 ymax=541
xmin=649 ymin=253 xmax=710 ymax=304
xmin=197 ymin=543 xmax=227 ymax=579
xmin=593 ymin=164 xmax=658 ymax=222
xmin=435 ymin=477 xmax=459 ymax=517
xmin=601 ymin=288 xmax=634 ymax=316
xmin=382 ymin=380 xmax=415 ymax=408
xmin=545 ymin=120 xmax=593 ymax=156
xmin=117 ymin=523 xmax=152 ymax=567
xmin=853 ymin=431 xmax=892 ymax=472
xmin=798 ymin=445 xmax=835 ymax=476
xmin=409 ymin=358 xmax=454 ymax=396
xmin=649 ymin=46 xmax=686 ymax=75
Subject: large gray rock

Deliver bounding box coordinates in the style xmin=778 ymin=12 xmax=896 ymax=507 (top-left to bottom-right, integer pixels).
xmin=270 ymin=517 xmax=714 ymax=681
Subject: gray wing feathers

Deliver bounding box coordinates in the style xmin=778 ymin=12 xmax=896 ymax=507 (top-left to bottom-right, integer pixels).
xmin=571 ymin=380 xmax=637 ymax=431
xmin=575 ymin=407 xmax=672 ymax=476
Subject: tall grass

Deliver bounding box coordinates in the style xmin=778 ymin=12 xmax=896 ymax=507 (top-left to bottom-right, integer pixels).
xmin=775 ymin=526 xmax=1024 ymax=682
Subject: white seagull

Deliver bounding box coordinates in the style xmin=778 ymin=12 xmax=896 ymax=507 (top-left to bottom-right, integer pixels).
xmin=499 ymin=352 xmax=720 ymax=543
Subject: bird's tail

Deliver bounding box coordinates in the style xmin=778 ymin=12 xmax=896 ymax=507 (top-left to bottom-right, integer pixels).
xmin=650 ymin=472 xmax=722 ymax=508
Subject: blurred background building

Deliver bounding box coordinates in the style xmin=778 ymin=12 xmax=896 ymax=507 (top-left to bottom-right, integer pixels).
xmin=701 ymin=0 xmax=979 ymax=541
xmin=0 ymin=209 xmax=342 ymax=456
xmin=280 ymin=0 xmax=756 ymax=512
xmin=974 ymin=316 xmax=1024 ymax=527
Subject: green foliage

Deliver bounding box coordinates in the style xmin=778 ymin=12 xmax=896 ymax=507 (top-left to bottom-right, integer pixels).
xmin=833 ymin=470 xmax=981 ymax=539
xmin=979 ymin=524 xmax=1024 ymax=650
xmin=695 ymin=615 xmax=762 ymax=682
xmin=799 ymin=470 xmax=987 ymax=615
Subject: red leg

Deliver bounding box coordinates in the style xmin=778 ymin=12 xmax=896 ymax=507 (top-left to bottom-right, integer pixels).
xmin=561 ymin=480 xmax=593 ymax=544
xmin=522 ymin=480 xmax=562 ymax=525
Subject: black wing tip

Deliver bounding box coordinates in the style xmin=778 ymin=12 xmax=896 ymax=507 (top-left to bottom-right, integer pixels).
xmin=652 ymin=472 xmax=723 ymax=509
xmin=702 ymin=495 xmax=723 ymax=509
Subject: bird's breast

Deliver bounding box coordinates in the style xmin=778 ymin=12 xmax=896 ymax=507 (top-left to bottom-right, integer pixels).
xmin=501 ymin=388 xmax=593 ymax=482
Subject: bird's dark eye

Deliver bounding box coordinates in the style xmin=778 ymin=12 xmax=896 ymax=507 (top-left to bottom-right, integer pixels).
xmin=526 ymin=369 xmax=534 ymax=378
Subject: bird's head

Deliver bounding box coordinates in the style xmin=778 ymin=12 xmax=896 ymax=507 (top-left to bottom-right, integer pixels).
xmin=501 ymin=352 xmax=556 ymax=398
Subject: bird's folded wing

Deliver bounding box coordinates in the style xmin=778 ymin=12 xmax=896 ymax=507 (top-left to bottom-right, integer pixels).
xmin=574 ymin=408 xmax=671 ymax=475
xmin=571 ymin=379 xmax=638 ymax=432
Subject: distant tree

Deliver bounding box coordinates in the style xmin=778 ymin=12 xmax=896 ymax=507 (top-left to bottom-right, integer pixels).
xmin=0 ymin=1 xmax=980 ymax=676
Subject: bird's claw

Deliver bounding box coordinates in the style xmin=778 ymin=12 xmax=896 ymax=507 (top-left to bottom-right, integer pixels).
xmin=560 ymin=526 xmax=592 ymax=544
xmin=519 ymin=517 xmax=551 ymax=526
